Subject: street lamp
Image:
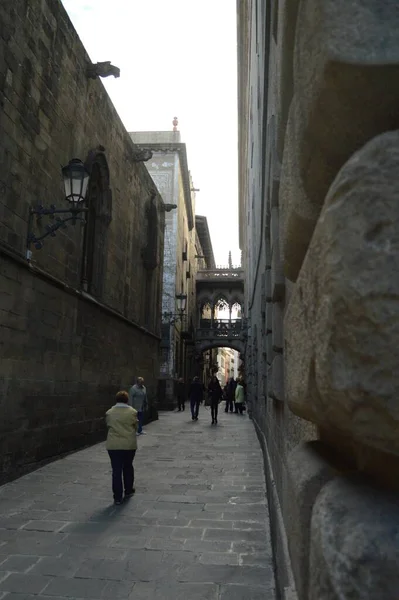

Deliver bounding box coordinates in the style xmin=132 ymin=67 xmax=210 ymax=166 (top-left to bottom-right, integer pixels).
xmin=162 ymin=293 xmax=188 ymax=325
xmin=62 ymin=158 xmax=90 ymax=204
xmin=26 ymin=159 xmax=90 ymax=257
xmin=175 ymin=293 xmax=187 ymax=316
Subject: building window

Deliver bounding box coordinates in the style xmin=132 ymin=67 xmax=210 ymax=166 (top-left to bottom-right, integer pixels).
xmin=82 ymin=152 xmax=112 ymax=297
xmin=182 ymin=239 xmax=188 ymax=262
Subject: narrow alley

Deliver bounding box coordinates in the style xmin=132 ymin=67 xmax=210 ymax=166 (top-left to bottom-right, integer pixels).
xmin=0 ymin=411 xmax=275 ymax=600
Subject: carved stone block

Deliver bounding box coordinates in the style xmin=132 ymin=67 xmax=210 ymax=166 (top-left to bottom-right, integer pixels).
xmin=265 ymin=268 xmax=272 ymax=302
xmin=309 ymin=477 xmax=399 ymax=600
xmin=280 ymin=0 xmax=399 ymax=282
xmin=285 ymin=131 xmax=399 ymax=457
xmin=265 ymin=227 xmax=272 ymax=269
xmin=270 ymin=206 xmax=280 ymax=255
xmin=266 ymin=333 xmax=273 ymax=366
xmin=279 ymin=100 xmax=320 ymax=282
xmin=267 ymin=354 xmax=284 ymax=401
xmin=272 ymin=302 xmax=283 ymax=352
xmin=284 ymin=442 xmax=336 ymax=600
xmin=275 ymin=0 xmax=301 ymax=160
xmin=266 ymin=301 xmax=272 ymax=333
xmin=271 ymin=243 xmax=285 ymax=303
xmin=295 ymin=0 xmax=399 ymax=210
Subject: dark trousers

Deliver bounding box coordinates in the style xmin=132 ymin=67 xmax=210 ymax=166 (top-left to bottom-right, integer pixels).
xmin=236 ymin=403 xmax=244 ymax=414
xmin=137 ymin=411 xmax=144 ymax=433
xmin=177 ymin=398 xmax=185 ymax=411
xmin=225 ymin=397 xmax=234 ymax=412
xmin=211 ymin=399 xmax=219 ymax=421
xmin=190 ymin=398 xmax=200 ymax=418
xmin=108 ymin=450 xmax=136 ymax=501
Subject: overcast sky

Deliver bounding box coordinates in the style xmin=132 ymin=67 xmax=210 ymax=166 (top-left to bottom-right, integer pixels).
xmin=61 ymin=0 xmax=240 ymax=267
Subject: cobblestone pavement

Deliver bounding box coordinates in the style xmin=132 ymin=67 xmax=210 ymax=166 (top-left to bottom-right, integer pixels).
xmin=0 ymin=407 xmax=275 ymax=599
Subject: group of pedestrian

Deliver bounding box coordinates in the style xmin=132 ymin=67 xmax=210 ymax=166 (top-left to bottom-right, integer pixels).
xmin=224 ymin=377 xmax=245 ymax=414
xmin=175 ymin=375 xmax=245 ymax=425
xmin=105 ymin=373 xmax=245 ymax=506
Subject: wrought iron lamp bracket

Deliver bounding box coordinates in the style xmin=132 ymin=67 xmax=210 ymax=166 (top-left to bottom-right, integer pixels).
xmin=27 ymin=204 xmax=88 ymax=253
xmin=162 ymin=311 xmax=185 ymax=325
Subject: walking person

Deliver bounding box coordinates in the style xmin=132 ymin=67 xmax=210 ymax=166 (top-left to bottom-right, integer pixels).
xmin=225 ymin=377 xmax=237 ymax=413
xmin=128 ymin=377 xmax=148 ymax=435
xmin=106 ymin=391 xmax=138 ymax=505
xmin=176 ymin=377 xmax=186 ymax=412
xmin=235 ymin=379 xmax=245 ymax=414
xmin=189 ymin=376 xmax=204 ymax=421
xmin=208 ymin=375 xmax=223 ymax=425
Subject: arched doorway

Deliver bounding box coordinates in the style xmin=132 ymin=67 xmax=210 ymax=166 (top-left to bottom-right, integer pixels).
xmin=82 ymin=150 xmax=112 ymax=298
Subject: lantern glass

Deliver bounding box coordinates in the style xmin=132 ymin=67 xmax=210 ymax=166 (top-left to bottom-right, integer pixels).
xmin=176 ymin=293 xmax=187 ymax=313
xmin=62 ymin=159 xmax=90 ymax=204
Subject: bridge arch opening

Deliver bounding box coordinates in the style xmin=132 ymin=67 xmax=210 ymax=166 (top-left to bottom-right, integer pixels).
xmin=194 ymin=345 xmax=244 ymax=387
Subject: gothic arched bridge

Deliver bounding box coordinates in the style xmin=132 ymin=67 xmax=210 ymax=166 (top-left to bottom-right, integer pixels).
xmin=195 ymin=267 xmax=246 ymax=355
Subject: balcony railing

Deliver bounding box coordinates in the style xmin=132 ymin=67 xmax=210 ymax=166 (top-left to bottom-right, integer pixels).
xmin=196 ymin=268 xmax=244 ymax=280
xmin=197 ymin=319 xmax=245 ymax=340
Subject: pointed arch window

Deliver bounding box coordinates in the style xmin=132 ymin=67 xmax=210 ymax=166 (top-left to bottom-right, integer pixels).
xmin=81 ymin=151 xmax=112 ymax=297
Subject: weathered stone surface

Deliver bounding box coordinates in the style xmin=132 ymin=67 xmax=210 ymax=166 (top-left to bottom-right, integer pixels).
xmin=275 ymin=0 xmax=301 ymax=160
xmin=280 ymin=1 xmax=399 ymax=282
xmin=279 ymin=100 xmax=320 ymax=282
xmin=271 ymin=244 xmax=285 ymax=302
xmin=296 ymin=0 xmax=399 ymax=206
xmin=272 ymin=302 xmax=283 ymax=352
xmin=265 ymin=269 xmax=272 ymax=301
xmin=284 ymin=442 xmax=336 ymax=600
xmin=267 ymin=355 xmax=284 ymax=402
xmin=265 ymin=229 xmax=272 ymax=269
xmin=270 ymin=207 xmax=280 ymax=255
xmin=261 ymin=272 xmax=266 ymax=315
xmin=309 ymin=476 xmax=399 ymax=600
xmin=266 ymin=334 xmax=273 ymax=366
xmin=285 ymin=131 xmax=399 ymax=457
xmin=266 ymin=301 xmax=272 ymax=333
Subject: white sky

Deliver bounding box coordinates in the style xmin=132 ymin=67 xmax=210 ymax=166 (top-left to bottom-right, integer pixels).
xmin=61 ymin=0 xmax=240 ymax=267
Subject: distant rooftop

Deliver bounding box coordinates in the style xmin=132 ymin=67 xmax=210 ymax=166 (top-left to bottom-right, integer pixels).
xmin=131 ymin=131 xmax=181 ymax=144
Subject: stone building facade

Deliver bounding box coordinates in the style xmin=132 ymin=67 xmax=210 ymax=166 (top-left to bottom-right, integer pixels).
xmin=237 ymin=1 xmax=399 ymax=599
xmin=130 ymin=131 xmax=199 ymax=407
xmin=0 ymin=0 xmax=165 ymax=482
xmin=194 ymin=215 xmax=218 ymax=384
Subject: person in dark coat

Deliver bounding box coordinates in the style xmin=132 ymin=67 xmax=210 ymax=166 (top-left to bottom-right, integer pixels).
xmin=225 ymin=377 xmax=237 ymax=413
xmin=189 ymin=376 xmax=204 ymax=421
xmin=208 ymin=376 xmax=223 ymax=425
xmin=176 ymin=377 xmax=186 ymax=412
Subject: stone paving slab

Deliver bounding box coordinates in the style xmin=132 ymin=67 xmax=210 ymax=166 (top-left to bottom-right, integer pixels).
xmin=0 ymin=409 xmax=275 ymax=599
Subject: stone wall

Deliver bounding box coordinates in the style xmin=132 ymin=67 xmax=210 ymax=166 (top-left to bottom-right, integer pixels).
xmin=238 ymin=1 xmax=399 ymax=598
xmin=0 ymin=0 xmax=164 ymax=482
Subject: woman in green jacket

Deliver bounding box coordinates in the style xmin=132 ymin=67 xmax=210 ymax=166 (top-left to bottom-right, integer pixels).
xmin=106 ymin=391 xmax=138 ymax=505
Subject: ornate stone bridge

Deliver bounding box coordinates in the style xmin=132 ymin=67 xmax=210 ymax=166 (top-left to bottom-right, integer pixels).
xmin=195 ymin=267 xmax=246 ymax=354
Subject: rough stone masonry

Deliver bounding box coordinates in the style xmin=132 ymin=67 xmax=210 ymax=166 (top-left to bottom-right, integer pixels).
xmin=0 ymin=0 xmax=165 ymax=482
xmin=237 ymin=0 xmax=399 ymax=598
